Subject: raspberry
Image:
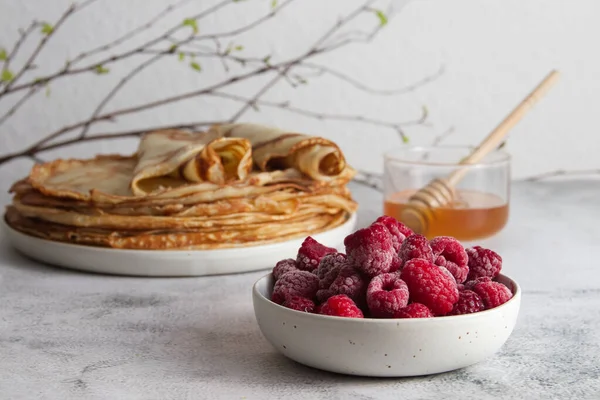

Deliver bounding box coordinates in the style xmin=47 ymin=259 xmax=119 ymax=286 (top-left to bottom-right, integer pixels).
xmin=344 ymin=223 xmax=395 ymax=277
xmin=466 ymin=246 xmax=503 ymax=281
xmin=400 ymin=258 xmax=459 ymax=316
xmin=282 ymin=296 xmax=315 ymax=313
xmin=430 ymin=236 xmax=469 ymax=283
xmin=366 ymin=273 xmax=409 ymax=318
xmin=271 ymin=270 xmax=319 ymax=304
xmin=296 ymin=236 xmax=337 ymax=272
xmin=463 ymin=276 xmax=492 ymax=290
xmin=272 ymin=258 xmax=299 ymax=281
xmin=315 ymin=253 xmax=347 ymax=289
xmin=318 ymin=294 xmax=364 ymax=318
xmin=389 ymin=254 xmax=402 ymax=273
xmin=449 ymin=290 xmax=485 ymax=315
xmin=393 ymin=303 xmax=434 ymax=319
xmin=373 ymin=216 xmax=413 ymax=251
xmin=398 ymin=234 xmax=434 ymax=267
xmin=327 ymin=265 xmax=368 ymax=307
xmin=316 ymin=288 xmax=334 ymax=303
xmin=472 ymin=281 xmax=513 ymax=310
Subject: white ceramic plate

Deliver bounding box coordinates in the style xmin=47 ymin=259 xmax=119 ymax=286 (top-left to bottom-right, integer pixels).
xmin=2 ymin=213 xmax=356 ymax=277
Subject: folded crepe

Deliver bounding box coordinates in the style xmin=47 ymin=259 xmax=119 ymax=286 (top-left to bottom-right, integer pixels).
xmin=209 ymin=123 xmax=347 ymax=182
xmin=131 ymin=129 xmax=253 ymax=195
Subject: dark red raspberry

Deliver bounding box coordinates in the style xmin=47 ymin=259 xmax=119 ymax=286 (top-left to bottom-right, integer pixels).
xmin=373 ymin=216 xmax=413 ymax=251
xmin=327 ymin=265 xmax=368 ymax=307
xmin=272 ymin=258 xmax=299 ymax=281
xmin=282 ymin=296 xmax=316 ymax=313
xmin=430 ymin=236 xmax=469 ymax=283
xmin=344 ymin=223 xmax=395 ymax=277
xmin=398 ymin=234 xmax=434 ymax=267
xmin=393 ymin=303 xmax=434 ymax=319
xmin=316 ymin=288 xmax=334 ymax=303
xmin=271 ymin=270 xmax=319 ymax=304
xmin=296 ymin=236 xmax=337 ymax=272
xmin=463 ymin=276 xmax=492 ymax=290
xmin=472 ymin=281 xmax=513 ymax=310
xmin=315 ymin=253 xmax=347 ymax=289
xmin=318 ymin=295 xmax=364 ymax=318
xmin=400 ymin=258 xmax=459 ymax=316
xmin=366 ymin=272 xmax=409 ymax=318
xmin=466 ymin=246 xmax=503 ymax=281
xmin=449 ymin=290 xmax=485 ymax=315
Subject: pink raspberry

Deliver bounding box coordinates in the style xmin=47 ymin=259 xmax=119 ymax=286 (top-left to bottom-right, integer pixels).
xmin=449 ymin=290 xmax=484 ymax=315
xmin=466 ymin=246 xmax=503 ymax=281
xmin=344 ymin=223 xmax=395 ymax=278
xmin=389 ymin=254 xmax=402 ymax=273
xmin=326 ymin=265 xmax=368 ymax=308
xmin=394 ymin=303 xmax=434 ymax=319
xmin=398 ymin=234 xmax=434 ymax=267
xmin=430 ymin=236 xmax=469 ymax=283
xmin=315 ymin=253 xmax=347 ymax=289
xmin=318 ymin=295 xmax=364 ymax=318
xmin=271 ymin=270 xmax=319 ymax=304
xmin=296 ymin=236 xmax=337 ymax=272
xmin=366 ymin=272 xmax=409 ymax=318
xmin=272 ymin=258 xmax=299 ymax=281
xmin=282 ymin=296 xmax=315 ymax=313
xmin=472 ymin=281 xmax=513 ymax=310
xmin=373 ymin=216 xmax=413 ymax=251
xmin=463 ymin=276 xmax=492 ymax=290
xmin=400 ymin=258 xmax=459 ymax=316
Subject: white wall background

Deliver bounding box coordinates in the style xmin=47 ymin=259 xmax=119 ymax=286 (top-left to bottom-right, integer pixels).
xmin=1 ymin=0 xmax=599 ymax=200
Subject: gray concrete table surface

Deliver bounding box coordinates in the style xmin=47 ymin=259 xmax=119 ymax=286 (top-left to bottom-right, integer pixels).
xmin=0 ymin=181 xmax=598 ymax=400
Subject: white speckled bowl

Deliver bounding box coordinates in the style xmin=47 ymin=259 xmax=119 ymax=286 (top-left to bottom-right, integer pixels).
xmin=252 ymin=273 xmax=521 ymax=377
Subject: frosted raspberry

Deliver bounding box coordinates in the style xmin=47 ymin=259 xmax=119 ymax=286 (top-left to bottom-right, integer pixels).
xmin=389 ymin=254 xmax=402 ymax=273
xmin=472 ymin=281 xmax=513 ymax=310
xmin=466 ymin=246 xmax=503 ymax=281
xmin=282 ymin=296 xmax=316 ymax=313
xmin=296 ymin=236 xmax=337 ymax=272
xmin=449 ymin=290 xmax=485 ymax=315
xmin=366 ymin=273 xmax=409 ymax=318
xmin=373 ymin=216 xmax=413 ymax=251
xmin=327 ymin=265 xmax=368 ymax=307
xmin=318 ymin=295 xmax=364 ymax=318
xmin=394 ymin=303 xmax=434 ymax=319
xmin=271 ymin=270 xmax=319 ymax=304
xmin=344 ymin=223 xmax=395 ymax=278
xmin=315 ymin=253 xmax=347 ymax=289
xmin=272 ymin=258 xmax=299 ymax=281
xmin=430 ymin=236 xmax=469 ymax=283
xmin=398 ymin=234 xmax=434 ymax=268
xmin=316 ymin=288 xmax=334 ymax=303
xmin=463 ymin=276 xmax=492 ymax=290
xmin=400 ymin=258 xmax=459 ymax=316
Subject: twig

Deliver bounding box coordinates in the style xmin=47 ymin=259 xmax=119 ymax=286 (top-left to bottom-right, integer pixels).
xmin=0 ymin=87 xmax=40 ymax=126
xmin=353 ymin=170 xmax=383 ymax=191
xmin=70 ymin=0 xmax=196 ymax=65
xmin=0 ymin=21 xmax=40 ymax=82
xmin=299 ymin=62 xmax=444 ymax=96
xmin=523 ymin=169 xmax=600 ymax=182
xmin=78 ymin=52 xmax=165 ymax=138
xmin=0 ymin=121 xmax=222 ymax=165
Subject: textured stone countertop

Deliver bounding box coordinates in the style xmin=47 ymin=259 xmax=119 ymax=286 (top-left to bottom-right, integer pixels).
xmin=0 ymin=180 xmax=599 ymax=400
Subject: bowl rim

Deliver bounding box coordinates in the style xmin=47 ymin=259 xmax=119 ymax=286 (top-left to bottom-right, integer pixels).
xmin=253 ymin=272 xmax=521 ymax=324
xmin=383 ymin=145 xmax=512 ymax=167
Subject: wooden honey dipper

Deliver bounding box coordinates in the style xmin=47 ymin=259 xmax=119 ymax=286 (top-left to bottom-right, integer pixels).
xmin=400 ymin=70 xmax=561 ymax=234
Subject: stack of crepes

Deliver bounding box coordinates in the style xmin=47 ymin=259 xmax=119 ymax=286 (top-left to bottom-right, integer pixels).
xmin=5 ymin=123 xmax=358 ymax=250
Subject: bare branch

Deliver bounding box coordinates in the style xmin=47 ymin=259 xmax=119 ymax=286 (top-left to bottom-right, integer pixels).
xmin=353 ymin=170 xmax=383 ymax=191
xmin=78 ymin=52 xmax=164 ymax=138
xmin=70 ymin=0 xmax=196 ymax=65
xmin=523 ymin=169 xmax=600 ymax=182
xmin=0 ymin=86 xmax=40 ymax=126
xmin=300 ymin=62 xmax=445 ymax=96
xmin=0 ymin=21 xmax=40 ymax=82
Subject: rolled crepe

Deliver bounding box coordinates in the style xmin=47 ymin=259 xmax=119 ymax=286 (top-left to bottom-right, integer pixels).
xmin=209 ymin=123 xmax=347 ymax=182
xmin=131 ymin=129 xmax=252 ymax=195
